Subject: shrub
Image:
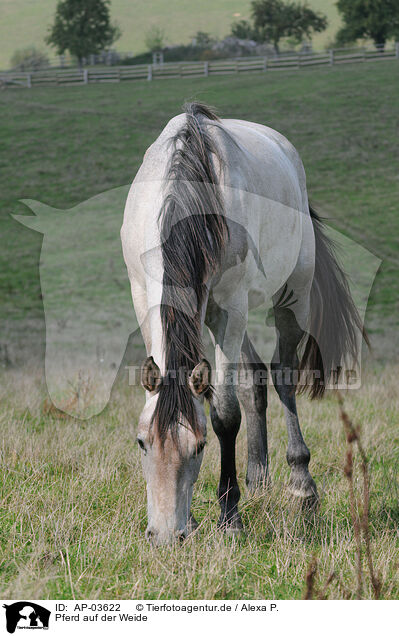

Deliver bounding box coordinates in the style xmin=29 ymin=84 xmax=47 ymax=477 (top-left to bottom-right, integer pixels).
xmin=10 ymin=47 xmax=50 ymax=71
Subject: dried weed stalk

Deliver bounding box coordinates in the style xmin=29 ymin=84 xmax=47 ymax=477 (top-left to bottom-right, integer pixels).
xmin=303 ymin=392 xmax=381 ymax=599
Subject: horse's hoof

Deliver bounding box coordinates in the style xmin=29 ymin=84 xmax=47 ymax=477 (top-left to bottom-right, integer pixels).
xmin=218 ymin=512 xmax=244 ymax=536
xmin=225 ymin=523 xmax=245 ymax=538
xmin=288 ymin=475 xmax=318 ymax=508
xmin=300 ymin=494 xmax=319 ymax=512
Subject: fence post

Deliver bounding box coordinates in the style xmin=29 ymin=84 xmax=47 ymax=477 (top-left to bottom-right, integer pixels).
xmin=204 ymin=61 xmax=209 ymax=76
xmin=147 ymin=64 xmax=153 ymax=81
xmin=263 ymin=56 xmax=267 ymax=71
xmin=83 ymin=68 xmax=88 ymax=84
xmin=26 ymin=73 xmax=32 ymax=88
xmin=396 ymin=42 xmax=399 ymax=59
xmin=329 ymin=49 xmax=334 ymax=66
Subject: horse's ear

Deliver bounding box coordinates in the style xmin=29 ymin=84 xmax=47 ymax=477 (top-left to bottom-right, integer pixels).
xmin=189 ymin=359 xmax=211 ymax=397
xmin=13 ymin=199 xmax=55 ymax=234
xmin=141 ymin=356 xmax=162 ymax=393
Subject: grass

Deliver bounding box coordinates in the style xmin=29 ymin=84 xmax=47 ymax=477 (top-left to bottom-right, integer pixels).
xmin=1 ymin=61 xmax=398 ymax=365
xmin=0 ymin=61 xmax=398 ymax=598
xmin=0 ymin=364 xmax=398 ymax=599
xmin=0 ymin=0 xmax=341 ymax=70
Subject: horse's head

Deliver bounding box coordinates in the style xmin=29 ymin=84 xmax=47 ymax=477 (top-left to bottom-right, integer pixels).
xmin=137 ymin=357 xmax=210 ymax=545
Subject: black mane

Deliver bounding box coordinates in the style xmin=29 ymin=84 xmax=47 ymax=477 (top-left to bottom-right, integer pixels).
xmin=153 ymin=102 xmax=228 ymax=444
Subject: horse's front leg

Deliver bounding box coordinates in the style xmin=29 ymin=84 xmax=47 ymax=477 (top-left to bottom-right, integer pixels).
xmin=211 ymin=360 xmax=243 ymax=534
xmin=206 ymin=292 xmax=249 ymax=535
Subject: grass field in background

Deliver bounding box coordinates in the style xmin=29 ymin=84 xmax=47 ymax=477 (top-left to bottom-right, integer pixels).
xmin=0 ymin=0 xmax=341 ymax=70
xmin=0 ymin=60 xmax=398 ymax=599
xmin=1 ymin=61 xmax=398 ymax=363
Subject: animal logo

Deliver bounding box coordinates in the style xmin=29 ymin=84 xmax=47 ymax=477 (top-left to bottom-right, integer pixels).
xmin=13 ymin=186 xmax=136 ymax=419
xmin=3 ymin=602 xmax=50 ymax=633
xmin=13 ymin=185 xmax=380 ymax=419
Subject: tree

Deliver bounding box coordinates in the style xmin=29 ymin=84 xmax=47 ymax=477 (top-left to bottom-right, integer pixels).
xmin=46 ymin=0 xmax=121 ymax=65
xmin=251 ymin=0 xmax=328 ymax=52
xmin=10 ymin=46 xmax=49 ymax=71
xmin=230 ymin=19 xmax=257 ymax=40
xmin=191 ymin=31 xmax=215 ymax=48
xmin=336 ymin=0 xmax=399 ymax=49
xmin=144 ymin=26 xmax=166 ymax=52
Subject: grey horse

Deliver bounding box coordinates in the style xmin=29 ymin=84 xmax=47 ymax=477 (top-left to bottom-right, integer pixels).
xmin=121 ymin=102 xmax=365 ymax=545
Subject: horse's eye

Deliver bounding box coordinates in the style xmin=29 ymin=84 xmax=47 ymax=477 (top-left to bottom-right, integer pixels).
xmin=137 ymin=437 xmax=147 ymax=454
xmin=194 ymin=440 xmax=206 ymax=456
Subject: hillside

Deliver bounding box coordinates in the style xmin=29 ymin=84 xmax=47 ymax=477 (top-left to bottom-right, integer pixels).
xmin=0 ymin=0 xmax=341 ymax=69
xmin=1 ymin=61 xmax=397 ymax=362
xmin=0 ymin=61 xmax=398 ymax=600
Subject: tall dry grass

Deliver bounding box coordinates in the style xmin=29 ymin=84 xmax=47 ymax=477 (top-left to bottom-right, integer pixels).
xmin=303 ymin=392 xmax=386 ymax=599
xmin=0 ymin=362 xmax=398 ymax=599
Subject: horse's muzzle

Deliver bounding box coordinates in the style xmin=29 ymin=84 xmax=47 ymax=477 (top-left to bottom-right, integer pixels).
xmin=145 ymin=527 xmax=187 ymax=545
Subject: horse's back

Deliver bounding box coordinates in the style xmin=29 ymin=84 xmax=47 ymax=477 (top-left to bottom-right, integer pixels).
xmin=122 ymin=111 xmax=313 ymax=308
xmin=219 ymin=118 xmax=307 ymax=210
xmin=205 ymin=118 xmax=310 ymax=306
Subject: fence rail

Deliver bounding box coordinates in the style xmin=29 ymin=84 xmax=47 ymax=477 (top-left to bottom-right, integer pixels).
xmin=1 ymin=45 xmax=398 ymax=89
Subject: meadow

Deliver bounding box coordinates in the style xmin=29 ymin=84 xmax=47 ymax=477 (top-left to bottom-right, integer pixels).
xmin=0 ymin=61 xmax=398 ymax=598
xmin=0 ymin=0 xmax=340 ymax=70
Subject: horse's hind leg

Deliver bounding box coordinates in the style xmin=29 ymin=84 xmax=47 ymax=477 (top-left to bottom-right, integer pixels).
xmin=271 ymin=305 xmax=318 ymax=504
xmin=237 ymin=333 xmax=268 ymax=492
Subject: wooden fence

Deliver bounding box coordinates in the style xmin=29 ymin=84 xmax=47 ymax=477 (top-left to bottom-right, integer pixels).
xmin=1 ymin=45 xmax=398 ymax=89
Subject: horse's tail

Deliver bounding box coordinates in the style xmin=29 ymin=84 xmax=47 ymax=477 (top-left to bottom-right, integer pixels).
xmin=299 ymin=205 xmax=369 ymax=399
xmin=155 ymin=102 xmax=227 ymax=443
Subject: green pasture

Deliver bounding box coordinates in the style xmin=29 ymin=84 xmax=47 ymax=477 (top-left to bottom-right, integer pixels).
xmin=0 ymin=60 xmax=398 ymax=599
xmin=0 ymin=0 xmax=340 ymax=70
xmin=1 ymin=61 xmax=398 ymax=364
